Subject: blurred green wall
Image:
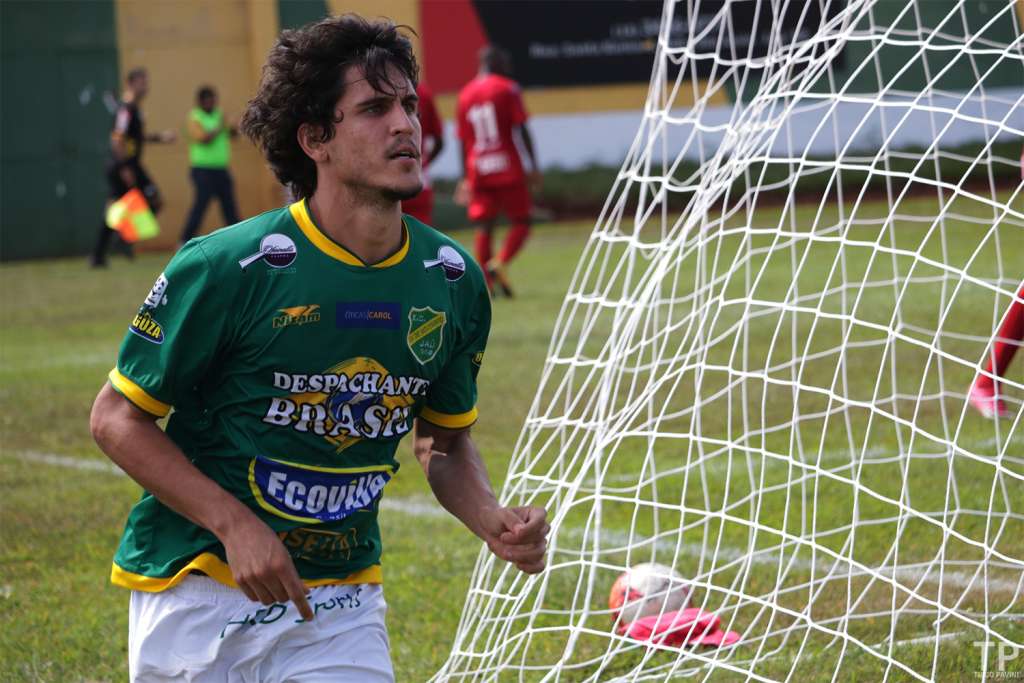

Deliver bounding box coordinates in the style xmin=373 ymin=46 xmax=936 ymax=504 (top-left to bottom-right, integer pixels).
xmin=1 ymin=1 xmax=119 ymax=261
xmin=279 ymin=0 xmax=329 ymax=29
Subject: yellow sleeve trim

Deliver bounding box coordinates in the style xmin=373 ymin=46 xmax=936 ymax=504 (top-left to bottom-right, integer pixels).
xmin=108 ymin=368 xmax=171 ymax=417
xmin=419 ymin=405 xmax=478 ymax=429
xmin=111 ymin=552 xmax=383 ymax=592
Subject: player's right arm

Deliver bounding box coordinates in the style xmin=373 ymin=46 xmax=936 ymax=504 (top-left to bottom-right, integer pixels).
xmin=90 ymin=243 xmax=313 ymax=619
xmin=89 ymin=386 xmax=313 ymax=620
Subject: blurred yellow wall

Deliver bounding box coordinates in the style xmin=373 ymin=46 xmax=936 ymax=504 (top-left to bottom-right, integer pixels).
xmin=328 ymin=0 xmax=419 ymax=48
xmin=115 ymin=0 xmax=280 ymax=251
xmin=112 ymin=0 xmax=723 ymax=252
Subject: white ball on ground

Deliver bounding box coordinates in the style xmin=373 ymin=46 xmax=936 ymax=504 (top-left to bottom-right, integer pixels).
xmin=608 ymin=562 xmax=692 ymax=624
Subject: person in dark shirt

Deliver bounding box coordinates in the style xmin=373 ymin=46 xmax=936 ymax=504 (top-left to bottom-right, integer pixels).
xmin=90 ymin=67 xmax=177 ymax=268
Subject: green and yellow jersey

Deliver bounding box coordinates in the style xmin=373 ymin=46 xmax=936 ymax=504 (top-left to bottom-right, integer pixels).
xmin=108 ymin=200 xmax=490 ymax=592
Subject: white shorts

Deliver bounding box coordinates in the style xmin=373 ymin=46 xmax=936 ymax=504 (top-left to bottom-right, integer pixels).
xmin=129 ymin=575 xmax=393 ymax=683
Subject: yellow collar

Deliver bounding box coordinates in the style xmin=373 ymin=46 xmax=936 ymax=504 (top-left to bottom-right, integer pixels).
xmin=288 ymin=199 xmax=409 ymax=268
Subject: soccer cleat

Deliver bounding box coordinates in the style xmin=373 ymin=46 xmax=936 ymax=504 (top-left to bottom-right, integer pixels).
xmin=487 ymin=261 xmax=514 ymax=298
xmin=968 ymin=381 xmax=1010 ymax=419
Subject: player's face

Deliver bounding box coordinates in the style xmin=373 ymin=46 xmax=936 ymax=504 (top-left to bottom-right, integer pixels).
xmin=327 ymin=64 xmax=423 ymax=203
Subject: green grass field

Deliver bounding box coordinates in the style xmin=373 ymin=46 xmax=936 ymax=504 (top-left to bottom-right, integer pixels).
xmin=1 ymin=199 xmax=1022 ymax=681
xmin=0 ymin=221 xmax=586 ymax=682
xmin=428 ymin=191 xmax=1024 ymax=681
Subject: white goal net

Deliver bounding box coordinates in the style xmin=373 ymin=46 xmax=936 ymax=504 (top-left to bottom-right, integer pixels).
xmin=437 ymin=1 xmax=1024 ymax=680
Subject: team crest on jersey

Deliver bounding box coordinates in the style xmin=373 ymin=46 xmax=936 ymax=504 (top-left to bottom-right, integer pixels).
xmin=239 ymin=233 xmax=297 ymax=270
xmin=249 ymin=455 xmax=393 ymax=524
xmin=143 ymin=273 xmax=169 ymax=308
xmin=407 ymin=306 xmax=446 ymax=364
xmin=423 ymin=245 xmax=465 ymax=282
xmin=129 ymin=310 xmax=164 ymax=344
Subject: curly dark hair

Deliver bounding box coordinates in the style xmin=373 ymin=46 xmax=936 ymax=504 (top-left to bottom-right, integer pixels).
xmin=241 ymin=14 xmax=418 ymax=200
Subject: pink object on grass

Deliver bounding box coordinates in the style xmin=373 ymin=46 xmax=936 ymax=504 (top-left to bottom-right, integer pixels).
xmin=621 ymin=608 xmax=740 ymax=648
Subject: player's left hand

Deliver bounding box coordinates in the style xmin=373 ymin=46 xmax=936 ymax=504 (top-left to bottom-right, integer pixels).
xmin=480 ymin=505 xmax=549 ymax=574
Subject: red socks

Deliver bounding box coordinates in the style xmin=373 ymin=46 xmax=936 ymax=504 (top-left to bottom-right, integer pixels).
xmin=979 ymin=285 xmax=1024 ymax=390
xmin=476 ymin=223 xmax=531 ymax=289
xmin=498 ymin=222 xmax=531 ymax=264
xmin=474 ymin=229 xmax=493 ymax=282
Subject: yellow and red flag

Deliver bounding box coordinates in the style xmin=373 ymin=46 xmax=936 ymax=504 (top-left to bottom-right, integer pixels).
xmin=106 ymin=188 xmax=159 ymax=243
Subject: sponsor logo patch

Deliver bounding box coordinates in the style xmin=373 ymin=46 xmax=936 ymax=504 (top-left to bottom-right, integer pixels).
xmin=273 ymin=305 xmax=321 ymax=329
xmin=249 ymin=455 xmax=392 ymax=523
xmin=423 ymin=245 xmax=466 ymax=282
xmin=239 ymin=233 xmax=297 ymax=270
xmin=262 ymin=357 xmax=428 ymax=452
xmin=278 ymin=527 xmax=359 ymax=562
xmin=143 ymin=273 xmax=169 ymax=308
xmin=129 ymin=310 xmax=164 ymax=344
xmin=472 ymin=351 xmax=484 ymax=367
xmin=336 ymin=302 xmax=400 ymax=330
xmin=407 ymin=306 xmax=446 ymax=364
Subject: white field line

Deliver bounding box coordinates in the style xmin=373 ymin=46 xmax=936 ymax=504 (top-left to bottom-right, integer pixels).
xmin=6 ymin=450 xmax=450 ymax=519
xmin=0 ymin=350 xmax=115 ymax=372
xmin=14 ymin=450 xmax=127 ymax=476
xmin=588 ymin=435 xmax=1022 ymax=486
xmin=562 ymin=526 xmax=1024 ymax=596
xmin=881 ymin=630 xmax=966 ymax=649
xmin=10 ymin=450 xmax=1022 ymax=596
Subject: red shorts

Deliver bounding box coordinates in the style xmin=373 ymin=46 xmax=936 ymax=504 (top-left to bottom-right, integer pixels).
xmin=402 ymin=187 xmax=434 ymax=225
xmin=467 ymin=183 xmax=531 ymax=223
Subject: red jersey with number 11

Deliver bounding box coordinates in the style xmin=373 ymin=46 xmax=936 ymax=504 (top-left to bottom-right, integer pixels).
xmin=456 ymin=74 xmax=529 ymax=189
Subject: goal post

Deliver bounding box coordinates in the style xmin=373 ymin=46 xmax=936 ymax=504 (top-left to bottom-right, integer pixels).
xmin=436 ymin=1 xmax=1024 ymax=680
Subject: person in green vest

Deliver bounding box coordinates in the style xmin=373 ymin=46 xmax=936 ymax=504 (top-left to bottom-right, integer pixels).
xmin=179 ymin=85 xmax=240 ymax=245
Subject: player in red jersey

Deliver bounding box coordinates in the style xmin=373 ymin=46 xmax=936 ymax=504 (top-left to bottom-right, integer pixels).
xmin=968 ymin=146 xmax=1024 ymax=419
xmin=401 ymin=81 xmax=444 ymax=224
xmin=456 ymin=46 xmax=541 ymax=297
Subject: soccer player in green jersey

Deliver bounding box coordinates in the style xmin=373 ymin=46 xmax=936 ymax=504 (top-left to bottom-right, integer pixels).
xmin=90 ymin=15 xmax=548 ymax=682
